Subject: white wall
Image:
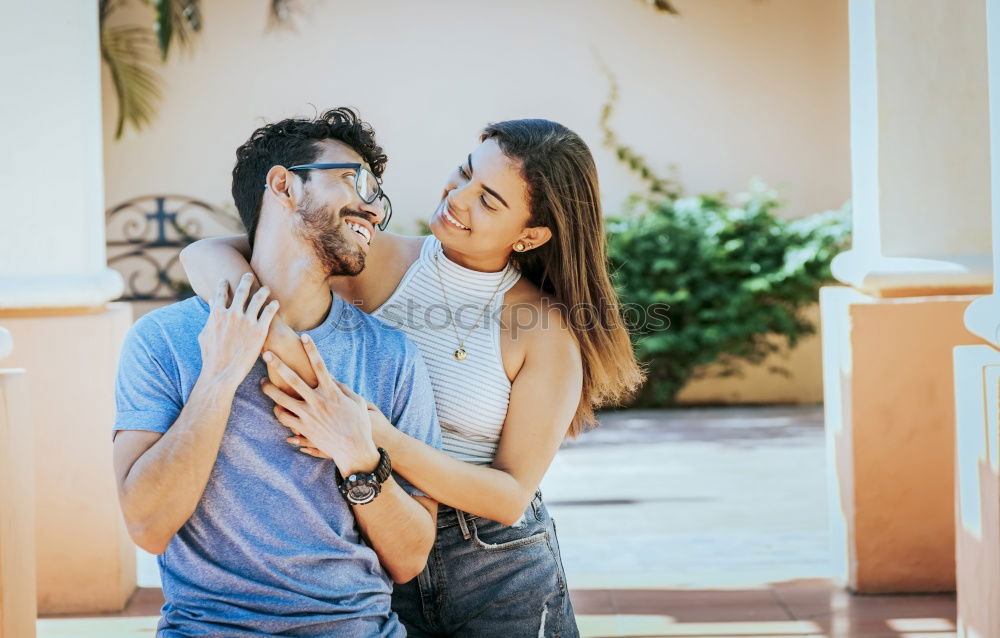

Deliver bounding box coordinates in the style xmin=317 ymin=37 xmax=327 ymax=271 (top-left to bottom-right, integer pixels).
xmin=101 ymin=0 xmax=850 ymax=233
xmin=1 ymin=0 xmax=121 ymax=308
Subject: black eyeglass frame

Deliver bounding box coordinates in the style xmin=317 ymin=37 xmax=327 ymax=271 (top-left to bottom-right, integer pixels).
xmin=287 ymin=162 xmax=392 ymax=231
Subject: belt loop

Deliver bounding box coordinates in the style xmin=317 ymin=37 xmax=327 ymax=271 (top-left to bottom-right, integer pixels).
xmin=456 ymin=509 xmax=472 ymax=540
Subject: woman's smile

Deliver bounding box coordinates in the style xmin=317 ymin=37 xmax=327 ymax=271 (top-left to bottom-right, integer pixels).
xmin=436 ymin=200 xmax=471 ymax=231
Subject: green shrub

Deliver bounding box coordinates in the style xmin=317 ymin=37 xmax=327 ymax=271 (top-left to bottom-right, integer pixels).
xmin=607 ymin=180 xmax=851 ymax=406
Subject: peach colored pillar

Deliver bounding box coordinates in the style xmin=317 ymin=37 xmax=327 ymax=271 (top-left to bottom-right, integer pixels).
xmin=823 ymin=288 xmax=983 ymax=593
xmin=955 ymin=1 xmax=1000 ymax=635
xmin=0 ymin=0 xmax=133 ymax=615
xmin=823 ymin=0 xmax=991 ymax=594
xmin=1 ymin=306 xmax=135 ymax=615
xmin=0 ymin=329 xmax=36 ymax=638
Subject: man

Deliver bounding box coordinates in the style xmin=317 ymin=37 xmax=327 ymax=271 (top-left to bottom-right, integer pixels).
xmin=112 ymin=107 xmax=440 ymax=636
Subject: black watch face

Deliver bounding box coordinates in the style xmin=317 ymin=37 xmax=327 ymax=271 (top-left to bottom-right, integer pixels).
xmin=347 ymin=483 xmax=378 ymax=504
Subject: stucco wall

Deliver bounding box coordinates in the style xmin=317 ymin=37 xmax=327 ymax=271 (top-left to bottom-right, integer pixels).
xmin=100 ymin=0 xmax=849 ymax=403
xmin=101 ymin=0 xmax=849 ymax=229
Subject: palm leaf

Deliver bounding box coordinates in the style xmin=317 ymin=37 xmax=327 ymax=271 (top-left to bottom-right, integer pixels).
xmin=640 ymin=0 xmax=680 ymax=15
xmin=101 ymin=23 xmax=163 ymax=139
xmin=99 ymin=0 xmax=120 ymax=24
xmin=145 ymin=0 xmax=202 ymax=60
xmin=153 ymin=0 xmax=173 ymax=58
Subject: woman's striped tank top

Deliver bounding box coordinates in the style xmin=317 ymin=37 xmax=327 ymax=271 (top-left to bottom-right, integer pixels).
xmin=372 ymin=235 xmax=520 ymax=465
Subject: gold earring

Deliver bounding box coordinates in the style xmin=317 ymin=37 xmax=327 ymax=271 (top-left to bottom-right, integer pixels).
xmin=514 ymin=241 xmax=526 ymax=252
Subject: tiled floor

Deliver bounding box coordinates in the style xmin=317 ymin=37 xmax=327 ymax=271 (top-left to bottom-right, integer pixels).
xmin=572 ymin=580 xmax=956 ymax=636
xmin=38 ymin=406 xmax=958 ymax=637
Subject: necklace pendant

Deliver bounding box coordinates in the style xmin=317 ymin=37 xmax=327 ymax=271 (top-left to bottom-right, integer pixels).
xmin=454 ymin=348 xmax=467 ymax=361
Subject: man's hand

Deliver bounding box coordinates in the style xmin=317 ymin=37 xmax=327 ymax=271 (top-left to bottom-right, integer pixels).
xmin=199 ymin=273 xmax=279 ymax=386
xmin=114 ymin=272 xmax=276 ymax=554
xmin=262 ymin=334 xmax=379 ymax=475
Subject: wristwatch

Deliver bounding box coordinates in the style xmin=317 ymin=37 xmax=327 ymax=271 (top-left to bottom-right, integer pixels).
xmin=335 ymin=447 xmax=391 ymax=505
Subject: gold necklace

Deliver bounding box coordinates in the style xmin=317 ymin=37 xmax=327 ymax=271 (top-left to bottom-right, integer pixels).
xmin=433 ymin=251 xmax=507 ymax=361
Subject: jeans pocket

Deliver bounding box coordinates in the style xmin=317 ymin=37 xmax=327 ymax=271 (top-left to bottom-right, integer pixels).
xmin=549 ymin=516 xmax=565 ymax=559
xmin=470 ymin=516 xmax=548 ymax=551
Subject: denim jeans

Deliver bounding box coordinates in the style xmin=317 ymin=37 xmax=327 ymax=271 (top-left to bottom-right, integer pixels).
xmin=392 ymin=491 xmax=579 ymax=638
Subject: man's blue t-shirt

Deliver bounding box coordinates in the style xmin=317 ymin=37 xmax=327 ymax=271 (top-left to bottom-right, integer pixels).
xmin=114 ymin=294 xmax=441 ymax=637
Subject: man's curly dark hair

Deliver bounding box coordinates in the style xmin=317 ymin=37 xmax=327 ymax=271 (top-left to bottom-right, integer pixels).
xmin=231 ymin=107 xmax=387 ymax=249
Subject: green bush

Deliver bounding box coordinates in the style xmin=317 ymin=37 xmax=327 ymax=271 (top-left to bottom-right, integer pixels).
xmin=607 ymin=180 xmax=851 ymax=406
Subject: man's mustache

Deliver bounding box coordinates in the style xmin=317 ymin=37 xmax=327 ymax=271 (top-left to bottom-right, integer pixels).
xmin=338 ymin=208 xmax=377 ymax=226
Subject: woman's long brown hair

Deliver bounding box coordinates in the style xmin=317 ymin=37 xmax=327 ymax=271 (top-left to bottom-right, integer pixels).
xmin=482 ymin=120 xmax=646 ymax=436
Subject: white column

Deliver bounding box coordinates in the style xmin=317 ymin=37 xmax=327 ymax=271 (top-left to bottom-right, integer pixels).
xmin=0 ymin=0 xmax=135 ymax=614
xmin=965 ymin=0 xmax=1000 ymax=343
xmin=833 ymin=0 xmax=992 ymax=296
xmin=0 ymin=1 xmax=122 ymax=309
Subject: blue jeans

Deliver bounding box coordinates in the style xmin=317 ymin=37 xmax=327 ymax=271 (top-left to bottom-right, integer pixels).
xmin=392 ymin=491 xmax=579 ymax=638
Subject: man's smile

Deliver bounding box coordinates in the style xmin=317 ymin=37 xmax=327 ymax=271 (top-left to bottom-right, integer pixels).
xmin=343 ymin=215 xmax=374 ymax=245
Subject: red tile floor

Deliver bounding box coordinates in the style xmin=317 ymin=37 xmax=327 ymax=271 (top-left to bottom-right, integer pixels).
xmin=570 ymin=580 xmax=956 ymax=636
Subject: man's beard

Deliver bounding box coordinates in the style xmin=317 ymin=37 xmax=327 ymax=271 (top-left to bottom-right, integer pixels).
xmin=295 ymin=194 xmax=366 ymax=278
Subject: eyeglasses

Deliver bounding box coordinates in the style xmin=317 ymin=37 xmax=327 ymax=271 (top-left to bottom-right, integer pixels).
xmin=287 ymin=163 xmax=392 ymax=231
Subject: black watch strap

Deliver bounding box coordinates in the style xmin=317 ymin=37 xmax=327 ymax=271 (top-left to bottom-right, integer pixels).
xmin=334 ymin=447 xmax=392 ymax=490
xmin=371 ymin=447 xmax=392 ymax=483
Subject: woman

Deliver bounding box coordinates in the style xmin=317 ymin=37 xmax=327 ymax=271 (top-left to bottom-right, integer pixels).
xmin=180 ymin=118 xmax=644 ymax=637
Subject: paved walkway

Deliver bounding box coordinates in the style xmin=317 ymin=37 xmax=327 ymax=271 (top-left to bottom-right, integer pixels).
xmin=39 ymin=406 xmax=956 ymax=637
xmin=541 ymin=405 xmax=956 ymax=637
xmin=543 ymin=405 xmax=831 ymax=590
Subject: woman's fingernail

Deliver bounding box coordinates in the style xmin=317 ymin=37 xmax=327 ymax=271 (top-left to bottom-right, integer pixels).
xmin=301 ymin=334 xmax=311 ymax=343
xmin=263 ymin=351 xmax=273 ymax=362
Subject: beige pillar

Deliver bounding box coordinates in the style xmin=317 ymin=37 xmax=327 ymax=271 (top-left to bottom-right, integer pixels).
xmin=0 ymin=329 xmax=36 ymax=638
xmin=822 ymin=0 xmax=991 ymax=594
xmin=955 ymin=2 xmax=1000 ymax=635
xmin=0 ymin=1 xmax=135 ymax=614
